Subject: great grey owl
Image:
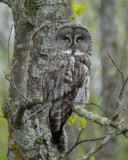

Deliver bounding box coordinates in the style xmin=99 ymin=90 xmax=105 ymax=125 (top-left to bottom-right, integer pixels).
xmin=42 ymin=23 xmax=93 ymax=157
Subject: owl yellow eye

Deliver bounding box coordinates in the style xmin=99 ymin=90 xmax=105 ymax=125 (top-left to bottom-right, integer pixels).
xmin=77 ymin=37 xmax=82 ymax=42
xmin=65 ymin=37 xmax=70 ymax=42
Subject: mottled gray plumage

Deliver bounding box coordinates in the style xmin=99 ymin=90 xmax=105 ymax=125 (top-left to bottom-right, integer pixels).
xmin=42 ymin=23 xmax=93 ymax=157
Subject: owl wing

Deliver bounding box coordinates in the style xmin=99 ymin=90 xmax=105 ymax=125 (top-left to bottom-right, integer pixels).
xmin=42 ymin=54 xmax=74 ymax=128
xmin=73 ymin=65 xmax=90 ymax=104
xmin=42 ymin=53 xmax=74 ymax=154
xmin=42 ymin=55 xmax=74 ymax=102
xmin=73 ymin=54 xmax=91 ymax=104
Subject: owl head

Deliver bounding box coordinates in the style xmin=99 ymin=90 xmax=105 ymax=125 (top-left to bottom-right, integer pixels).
xmin=55 ymin=23 xmax=93 ymax=55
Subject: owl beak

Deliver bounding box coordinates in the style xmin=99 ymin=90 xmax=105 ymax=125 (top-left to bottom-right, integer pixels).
xmin=72 ymin=45 xmax=75 ymax=51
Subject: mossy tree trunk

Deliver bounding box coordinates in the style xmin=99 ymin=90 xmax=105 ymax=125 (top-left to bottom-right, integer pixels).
xmin=1 ymin=0 xmax=67 ymax=159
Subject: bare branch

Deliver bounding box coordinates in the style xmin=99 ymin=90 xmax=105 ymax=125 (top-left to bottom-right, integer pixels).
xmin=66 ymin=131 xmax=121 ymax=157
xmin=67 ymin=136 xmax=106 ymax=156
xmin=106 ymin=51 xmax=125 ymax=84
xmin=78 ymin=131 xmax=121 ymax=146
xmin=9 ymin=60 xmax=18 ymax=76
xmin=115 ymin=77 xmax=128 ymax=113
xmin=66 ymin=129 xmax=84 ymax=155
xmin=78 ymin=134 xmax=115 ymax=160
xmin=15 ymin=99 xmax=44 ymax=127
xmin=73 ymin=105 xmax=111 ymax=127
xmin=4 ymin=71 xmax=30 ymax=103
xmin=122 ymin=101 xmax=127 ymax=120
xmin=65 ymin=100 xmax=109 ymax=117
xmin=86 ymin=102 xmax=110 ymax=118
xmin=25 ymin=107 xmax=46 ymax=122
xmin=8 ymin=24 xmax=13 ymax=69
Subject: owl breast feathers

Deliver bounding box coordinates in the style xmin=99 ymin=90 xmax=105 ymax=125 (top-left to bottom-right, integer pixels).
xmin=42 ymin=23 xmax=93 ymax=157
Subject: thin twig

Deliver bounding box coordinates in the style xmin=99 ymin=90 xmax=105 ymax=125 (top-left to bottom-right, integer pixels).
xmin=65 ymin=100 xmax=109 ymax=117
xmin=25 ymin=107 xmax=45 ymax=122
xmin=115 ymin=77 xmax=128 ymax=112
xmin=122 ymin=101 xmax=127 ymax=120
xmin=66 ymin=131 xmax=122 ymax=156
xmin=86 ymin=102 xmax=110 ymax=118
xmin=8 ymin=60 xmax=18 ymax=76
xmin=77 ymin=132 xmax=121 ymax=148
xmin=106 ymin=51 xmax=125 ymax=84
xmin=4 ymin=71 xmax=30 ymax=103
xmin=78 ymin=133 xmax=115 ymax=160
xmin=66 ymin=129 xmax=83 ymax=155
xmin=67 ymin=136 xmax=106 ymax=156
xmin=66 ymin=129 xmax=84 ymax=155
xmin=8 ymin=24 xmax=13 ymax=69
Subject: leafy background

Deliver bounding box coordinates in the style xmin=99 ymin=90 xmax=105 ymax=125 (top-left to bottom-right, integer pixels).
xmin=0 ymin=0 xmax=128 ymax=160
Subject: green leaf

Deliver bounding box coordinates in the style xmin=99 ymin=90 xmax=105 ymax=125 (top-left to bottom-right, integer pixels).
xmin=68 ymin=115 xmax=73 ymax=123
xmin=72 ymin=1 xmax=86 ymax=22
xmin=80 ymin=118 xmax=87 ymax=129
xmin=72 ymin=1 xmax=77 ymax=11
xmin=76 ymin=5 xmax=86 ymax=16
xmin=67 ymin=115 xmax=77 ymax=127
xmin=67 ymin=122 xmax=73 ymax=127
xmin=88 ymin=156 xmax=95 ymax=160
xmin=71 ymin=115 xmax=76 ymax=124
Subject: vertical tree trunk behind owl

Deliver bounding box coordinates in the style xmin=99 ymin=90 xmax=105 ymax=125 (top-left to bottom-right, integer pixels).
xmin=96 ymin=0 xmax=120 ymax=159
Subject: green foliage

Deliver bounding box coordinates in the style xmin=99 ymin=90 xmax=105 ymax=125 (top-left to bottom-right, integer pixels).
xmin=0 ymin=98 xmax=8 ymax=160
xmin=88 ymin=156 xmax=95 ymax=160
xmin=67 ymin=115 xmax=76 ymax=127
xmin=79 ymin=117 xmax=87 ymax=131
xmin=67 ymin=115 xmax=87 ymax=131
xmin=72 ymin=0 xmax=86 ymax=22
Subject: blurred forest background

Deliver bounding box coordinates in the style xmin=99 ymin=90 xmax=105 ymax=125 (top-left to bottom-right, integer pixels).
xmin=0 ymin=0 xmax=128 ymax=160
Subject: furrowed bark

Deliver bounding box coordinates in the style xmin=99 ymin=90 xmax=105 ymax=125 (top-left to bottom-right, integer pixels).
xmin=2 ymin=0 xmax=67 ymax=159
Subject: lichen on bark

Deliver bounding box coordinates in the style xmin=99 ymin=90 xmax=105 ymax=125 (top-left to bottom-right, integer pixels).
xmin=2 ymin=0 xmax=68 ymax=159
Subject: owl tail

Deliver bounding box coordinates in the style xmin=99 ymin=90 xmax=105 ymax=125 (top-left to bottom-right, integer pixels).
xmin=51 ymin=127 xmax=68 ymax=157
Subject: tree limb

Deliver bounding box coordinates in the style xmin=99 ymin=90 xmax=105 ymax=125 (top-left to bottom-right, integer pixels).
xmin=73 ymin=105 xmax=128 ymax=134
xmin=15 ymin=99 xmax=44 ymax=127
xmin=73 ymin=105 xmax=111 ymax=126
xmin=106 ymin=51 xmax=125 ymax=84
xmin=8 ymin=24 xmax=13 ymax=69
xmin=78 ymin=134 xmax=115 ymax=160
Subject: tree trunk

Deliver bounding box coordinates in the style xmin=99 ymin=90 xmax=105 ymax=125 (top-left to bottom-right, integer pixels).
xmin=96 ymin=0 xmax=119 ymax=159
xmin=2 ymin=0 xmax=67 ymax=159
